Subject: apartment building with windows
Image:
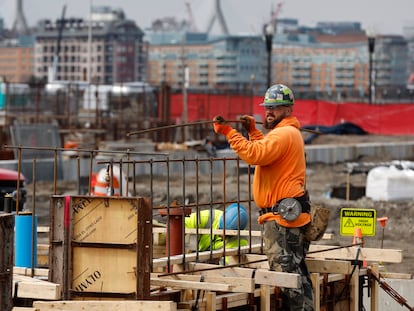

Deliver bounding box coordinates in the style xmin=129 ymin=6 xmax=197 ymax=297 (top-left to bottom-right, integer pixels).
xmin=33 ymin=7 xmax=148 ymax=84
xmin=0 ymin=39 xmax=33 ymax=83
xmin=272 ymin=38 xmax=368 ymax=98
xmin=147 ymin=27 xmax=410 ymax=100
xmin=148 ymin=32 xmax=267 ymax=92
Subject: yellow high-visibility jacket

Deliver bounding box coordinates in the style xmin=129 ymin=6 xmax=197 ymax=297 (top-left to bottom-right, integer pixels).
xmin=185 ymin=210 xmax=248 ymax=251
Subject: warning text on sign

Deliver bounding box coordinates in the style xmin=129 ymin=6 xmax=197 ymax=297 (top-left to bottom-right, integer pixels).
xmin=340 ymin=208 xmax=376 ymax=236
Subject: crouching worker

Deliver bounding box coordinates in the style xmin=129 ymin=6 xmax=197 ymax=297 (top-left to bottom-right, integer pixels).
xmin=185 ymin=203 xmax=249 ymax=261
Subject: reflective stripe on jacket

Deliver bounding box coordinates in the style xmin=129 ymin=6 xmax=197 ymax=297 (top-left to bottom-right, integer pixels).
xmin=185 ymin=210 xmax=223 ymax=251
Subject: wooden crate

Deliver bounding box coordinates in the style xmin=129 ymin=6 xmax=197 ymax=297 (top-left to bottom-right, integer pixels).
xmin=49 ymin=196 xmax=152 ymax=300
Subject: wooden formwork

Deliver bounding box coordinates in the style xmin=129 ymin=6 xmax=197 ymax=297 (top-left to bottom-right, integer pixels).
xmin=48 ymin=196 xmax=153 ymax=300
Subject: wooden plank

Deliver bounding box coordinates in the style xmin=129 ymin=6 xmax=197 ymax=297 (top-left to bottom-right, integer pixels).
xmin=71 ymin=247 xmax=137 ymax=293
xmin=151 ymin=277 xmax=231 ymax=291
xmin=311 ymin=273 xmax=321 ymax=311
xmin=160 ymin=274 xmax=255 ymax=293
xmin=37 ymin=226 xmax=50 ymax=233
xmin=153 ymin=244 xmax=262 ymax=268
xmin=379 ymin=272 xmax=413 ymax=279
xmin=13 ymin=267 xmax=49 ymax=277
xmin=260 ymin=285 xmax=271 ymax=311
xmin=33 ymin=300 xmax=177 ymax=311
xmin=327 ymin=273 xmax=346 ymax=283
xmin=12 ymin=275 xmax=61 ymax=300
xmin=206 ymin=291 xmax=216 ymax=311
xmin=371 ymin=263 xmax=379 ymax=311
xmin=306 ymin=258 xmax=352 ymax=274
xmin=187 ymin=262 xmax=256 ymax=279
xmin=255 ymin=269 xmax=300 ymax=289
xmin=37 ymin=244 xmax=49 ymax=267
xmin=308 ymin=245 xmax=402 ymax=263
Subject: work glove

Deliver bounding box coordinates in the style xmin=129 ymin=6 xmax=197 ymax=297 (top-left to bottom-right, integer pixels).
xmin=239 ymin=115 xmax=257 ymax=133
xmin=213 ymin=115 xmax=233 ymax=136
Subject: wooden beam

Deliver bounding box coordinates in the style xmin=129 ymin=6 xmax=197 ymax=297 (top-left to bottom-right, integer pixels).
xmin=157 ymin=273 xmax=255 ymax=293
xmin=255 ymin=269 xmax=300 ymax=288
xmin=188 ymin=262 xmax=256 ymax=278
xmin=151 ymin=277 xmax=231 ymax=291
xmin=311 ymin=273 xmax=321 ymax=311
xmin=379 ymin=272 xmax=413 ymax=279
xmin=371 ymin=263 xmax=379 ymax=311
xmin=306 ymin=258 xmax=352 ymax=274
xmin=206 ymin=291 xmax=216 ymax=311
xmin=13 ymin=275 xmax=61 ymax=300
xmin=260 ymin=285 xmax=271 ymax=311
xmin=13 ymin=267 xmax=49 ymax=277
xmin=308 ymin=245 xmax=402 ymax=263
xmin=32 ymin=301 xmax=177 ymax=311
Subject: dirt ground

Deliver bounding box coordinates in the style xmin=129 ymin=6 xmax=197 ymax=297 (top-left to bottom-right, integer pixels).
xmin=28 ymin=132 xmax=414 ymax=275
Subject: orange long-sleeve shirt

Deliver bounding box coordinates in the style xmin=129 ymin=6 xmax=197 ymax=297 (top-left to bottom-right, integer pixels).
xmin=225 ymin=116 xmax=306 ymax=208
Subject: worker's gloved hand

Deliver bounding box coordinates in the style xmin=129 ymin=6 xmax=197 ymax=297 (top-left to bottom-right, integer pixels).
xmin=239 ymin=115 xmax=257 ymax=133
xmin=213 ymin=116 xmax=233 ymax=136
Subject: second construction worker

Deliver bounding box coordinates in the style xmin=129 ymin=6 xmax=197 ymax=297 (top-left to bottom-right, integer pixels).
xmin=185 ymin=203 xmax=248 ymax=252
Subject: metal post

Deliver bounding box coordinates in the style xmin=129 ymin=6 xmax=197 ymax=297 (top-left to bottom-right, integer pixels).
xmin=264 ymin=23 xmax=274 ymax=89
xmin=368 ymin=36 xmax=375 ymax=104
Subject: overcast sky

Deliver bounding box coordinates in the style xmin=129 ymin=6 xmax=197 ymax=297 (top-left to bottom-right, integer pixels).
xmin=1 ymin=0 xmax=413 ymax=36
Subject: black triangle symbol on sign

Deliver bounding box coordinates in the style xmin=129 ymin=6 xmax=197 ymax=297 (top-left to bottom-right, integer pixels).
xmin=344 ymin=218 xmax=354 ymax=227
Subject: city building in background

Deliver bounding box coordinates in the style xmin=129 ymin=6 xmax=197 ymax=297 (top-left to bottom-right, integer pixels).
xmin=0 ymin=3 xmax=413 ymax=101
xmin=0 ymin=37 xmax=33 ymax=83
xmin=148 ymin=31 xmax=266 ymax=93
xmin=271 ymin=32 xmax=409 ymax=100
xmin=33 ymin=6 xmax=148 ymax=84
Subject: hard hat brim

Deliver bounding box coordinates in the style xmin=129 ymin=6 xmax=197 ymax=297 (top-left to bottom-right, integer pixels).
xmin=259 ymin=101 xmax=294 ymax=107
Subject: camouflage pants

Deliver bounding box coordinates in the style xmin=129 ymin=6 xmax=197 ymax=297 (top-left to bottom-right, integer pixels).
xmin=263 ymin=221 xmax=314 ymax=311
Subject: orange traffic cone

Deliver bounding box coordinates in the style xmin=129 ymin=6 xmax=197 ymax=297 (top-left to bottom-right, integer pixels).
xmin=352 ymin=227 xmax=363 ymax=246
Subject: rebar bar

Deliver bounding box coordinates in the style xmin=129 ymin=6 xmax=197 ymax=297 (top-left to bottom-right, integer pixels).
xmin=126 ymin=120 xmax=322 ymax=136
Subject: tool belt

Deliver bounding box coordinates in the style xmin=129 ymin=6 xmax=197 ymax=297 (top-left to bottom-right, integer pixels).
xmin=258 ymin=192 xmax=311 ymax=228
xmin=259 ymin=191 xmax=311 ymax=216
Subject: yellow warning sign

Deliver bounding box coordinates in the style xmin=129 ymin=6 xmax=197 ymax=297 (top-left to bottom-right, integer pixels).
xmin=340 ymin=208 xmax=376 ymax=236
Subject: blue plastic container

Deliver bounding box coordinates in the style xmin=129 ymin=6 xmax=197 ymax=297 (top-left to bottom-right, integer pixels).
xmin=14 ymin=213 xmax=37 ymax=268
